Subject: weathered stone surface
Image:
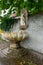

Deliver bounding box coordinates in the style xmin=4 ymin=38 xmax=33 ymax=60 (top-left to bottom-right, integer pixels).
xmin=11 ymin=14 xmax=43 ymax=53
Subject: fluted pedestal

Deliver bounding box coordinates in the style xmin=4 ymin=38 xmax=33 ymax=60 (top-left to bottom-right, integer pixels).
xmin=9 ymin=41 xmax=21 ymax=49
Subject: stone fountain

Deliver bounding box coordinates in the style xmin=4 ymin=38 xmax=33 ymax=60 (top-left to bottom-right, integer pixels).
xmin=0 ymin=9 xmax=28 ymax=49
xmin=0 ymin=10 xmax=43 ymax=65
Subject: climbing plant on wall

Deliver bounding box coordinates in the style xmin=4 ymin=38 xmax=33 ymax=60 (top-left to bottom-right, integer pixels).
xmin=0 ymin=0 xmax=43 ymax=31
xmin=0 ymin=0 xmax=43 ymax=15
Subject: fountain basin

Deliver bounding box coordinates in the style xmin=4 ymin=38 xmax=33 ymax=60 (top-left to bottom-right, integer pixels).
xmin=0 ymin=30 xmax=28 ymax=49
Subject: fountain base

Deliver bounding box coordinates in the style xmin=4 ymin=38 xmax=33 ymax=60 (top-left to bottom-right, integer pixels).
xmin=9 ymin=42 xmax=21 ymax=49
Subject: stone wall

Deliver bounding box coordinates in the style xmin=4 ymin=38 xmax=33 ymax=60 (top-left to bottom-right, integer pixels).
xmin=11 ymin=14 xmax=43 ymax=53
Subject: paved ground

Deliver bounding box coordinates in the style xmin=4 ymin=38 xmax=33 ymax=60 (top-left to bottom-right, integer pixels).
xmin=0 ymin=40 xmax=9 ymax=50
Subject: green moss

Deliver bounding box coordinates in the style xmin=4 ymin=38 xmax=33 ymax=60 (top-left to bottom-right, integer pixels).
xmin=28 ymin=62 xmax=37 ymax=65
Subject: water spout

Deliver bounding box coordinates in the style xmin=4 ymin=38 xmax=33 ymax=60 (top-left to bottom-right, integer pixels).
xmin=20 ymin=8 xmax=28 ymax=30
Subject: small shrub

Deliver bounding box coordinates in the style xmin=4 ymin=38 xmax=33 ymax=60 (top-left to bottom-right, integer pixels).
xmin=0 ymin=15 xmax=17 ymax=31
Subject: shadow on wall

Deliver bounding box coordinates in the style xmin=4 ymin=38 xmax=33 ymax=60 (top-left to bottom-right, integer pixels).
xmin=20 ymin=14 xmax=43 ymax=54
